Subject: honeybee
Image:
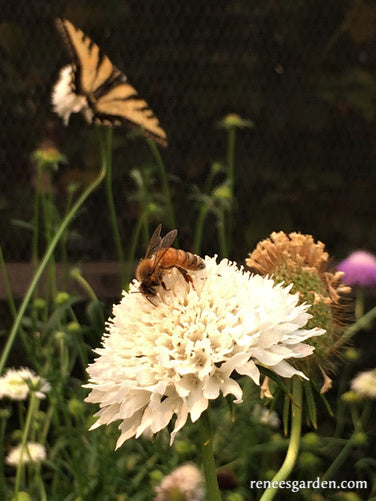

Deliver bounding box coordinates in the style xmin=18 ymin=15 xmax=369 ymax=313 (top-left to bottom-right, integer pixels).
xmin=136 ymin=224 xmax=205 ymax=297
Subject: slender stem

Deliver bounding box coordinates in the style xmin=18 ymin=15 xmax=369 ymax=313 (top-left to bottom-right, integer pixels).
xmin=70 ymin=268 xmax=99 ymax=304
xmin=217 ymin=208 xmax=228 ymax=258
xmin=14 ymin=392 xmax=39 ymax=497
xmin=125 ymin=212 xmax=146 ymax=288
xmin=61 ymin=188 xmax=75 ymax=290
xmin=103 ymin=128 xmax=126 ymax=288
xmin=355 ymin=287 xmax=365 ymax=320
xmin=322 ymin=404 xmax=371 ymax=483
xmin=0 ymin=247 xmax=17 ymax=320
xmin=46 ymin=185 xmax=58 ymax=300
xmin=194 ymin=163 xmax=221 ymax=254
xmin=332 ymin=305 xmax=376 ymax=351
xmin=0 ymin=410 xmax=8 ymax=498
xmin=194 ymin=205 xmax=209 ymax=255
xmin=0 ymin=248 xmax=38 ymax=367
xmin=260 ymin=377 xmax=303 ymax=501
xmin=147 ymin=139 xmax=176 ymax=232
xmin=0 ymin=142 xmax=107 ymax=375
xmin=226 ymin=127 xmax=236 ymax=256
xmin=199 ymin=408 xmax=222 ymax=501
xmin=32 ymin=166 xmax=42 ymax=295
xmin=227 ymin=127 xmax=236 ymax=197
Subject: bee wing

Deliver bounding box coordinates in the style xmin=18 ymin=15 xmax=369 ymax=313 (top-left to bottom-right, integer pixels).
xmin=150 ymin=228 xmax=178 ymax=272
xmin=144 ymin=224 xmax=162 ymax=258
xmin=159 ymin=229 xmax=178 ymax=249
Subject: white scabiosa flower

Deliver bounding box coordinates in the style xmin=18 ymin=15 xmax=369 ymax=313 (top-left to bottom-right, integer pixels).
xmin=351 ymin=369 xmax=376 ymax=399
xmin=6 ymin=442 xmax=46 ymax=466
xmin=252 ymin=403 xmax=280 ymax=429
xmin=154 ymin=463 xmax=204 ymax=501
xmin=0 ymin=367 xmax=50 ymax=400
xmin=85 ymin=257 xmax=324 ymax=448
xmin=52 ymin=65 xmax=93 ymax=125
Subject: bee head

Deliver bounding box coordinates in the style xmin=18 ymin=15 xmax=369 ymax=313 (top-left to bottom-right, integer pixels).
xmin=139 ymin=283 xmax=157 ymax=297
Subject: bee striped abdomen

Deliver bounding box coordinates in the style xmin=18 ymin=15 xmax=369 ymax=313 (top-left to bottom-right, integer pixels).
xmin=161 ymin=249 xmax=205 ymax=270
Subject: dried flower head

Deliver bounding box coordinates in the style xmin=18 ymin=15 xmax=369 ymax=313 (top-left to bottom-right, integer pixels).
xmin=351 ymin=369 xmax=376 ymax=399
xmin=6 ymin=442 xmax=46 ymax=466
xmin=0 ymin=368 xmax=50 ymax=401
xmin=85 ymin=256 xmax=324 ymax=447
xmin=246 ymin=232 xmax=351 ymax=378
xmin=337 ymin=251 xmax=376 ymax=288
xmin=154 ymin=464 xmax=204 ymax=501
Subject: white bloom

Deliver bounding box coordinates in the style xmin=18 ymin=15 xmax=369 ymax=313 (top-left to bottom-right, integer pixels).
xmin=0 ymin=367 xmax=50 ymax=400
xmin=52 ymin=65 xmax=93 ymax=125
xmin=6 ymin=442 xmax=46 ymax=466
xmin=154 ymin=463 xmax=204 ymax=501
xmin=85 ymin=257 xmax=324 ymax=448
xmin=351 ymin=369 xmax=376 ymax=399
xmin=252 ymin=403 xmax=280 ymax=429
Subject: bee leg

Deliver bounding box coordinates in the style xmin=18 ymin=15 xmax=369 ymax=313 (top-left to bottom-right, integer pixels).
xmin=161 ymin=281 xmax=169 ymax=291
xmin=146 ymin=296 xmax=157 ymax=306
xmin=176 ymin=267 xmax=193 ymax=285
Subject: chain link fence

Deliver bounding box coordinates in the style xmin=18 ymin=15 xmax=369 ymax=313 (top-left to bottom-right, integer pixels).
xmin=1 ymin=0 xmax=376 ymax=265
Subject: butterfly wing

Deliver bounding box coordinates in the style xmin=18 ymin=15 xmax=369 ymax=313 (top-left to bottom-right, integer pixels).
xmin=94 ymin=82 xmax=168 ymax=145
xmin=56 ymin=18 xmax=117 ymax=97
xmin=56 ymin=18 xmax=167 ymax=146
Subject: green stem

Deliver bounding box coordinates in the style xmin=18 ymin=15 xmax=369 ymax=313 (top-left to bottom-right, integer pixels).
xmin=194 ymin=163 xmax=221 ymax=255
xmin=332 ymin=305 xmax=376 ymax=351
xmin=147 ymin=139 xmax=176 ymax=233
xmin=41 ymin=174 xmax=57 ymax=302
xmin=227 ymin=127 xmax=236 ymax=197
xmin=0 ymin=410 xmax=8 ymax=498
xmin=103 ymin=128 xmax=126 ymax=288
xmin=0 ymin=247 xmax=17 ymax=320
xmin=322 ymin=404 xmax=371 ymax=483
xmin=14 ymin=392 xmax=40 ymax=497
xmin=125 ymin=212 xmax=146 ymax=288
xmin=355 ymin=287 xmax=365 ymax=320
xmin=194 ymin=205 xmax=209 ymax=255
xmin=61 ymin=188 xmax=75 ymax=290
xmin=217 ymin=209 xmax=228 ymax=258
xmin=0 ymin=137 xmax=107 ymax=375
xmin=226 ymin=127 xmax=236 ymax=256
xmin=199 ymin=408 xmax=222 ymax=501
xmin=70 ymin=268 xmax=100 ymax=304
xmin=32 ymin=166 xmax=42 ymax=294
xmin=0 ymin=247 xmax=38 ymax=367
xmin=260 ymin=377 xmax=303 ymax=501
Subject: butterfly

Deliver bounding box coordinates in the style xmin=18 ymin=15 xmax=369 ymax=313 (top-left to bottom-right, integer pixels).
xmin=53 ymin=18 xmax=167 ymax=147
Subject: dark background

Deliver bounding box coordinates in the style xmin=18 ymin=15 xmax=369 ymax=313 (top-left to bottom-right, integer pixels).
xmin=1 ymin=0 xmax=376 ymax=266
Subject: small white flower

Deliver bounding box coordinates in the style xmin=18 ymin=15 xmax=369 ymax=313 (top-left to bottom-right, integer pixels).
xmin=6 ymin=442 xmax=46 ymax=466
xmin=52 ymin=65 xmax=93 ymax=125
xmin=0 ymin=367 xmax=50 ymax=400
xmin=154 ymin=464 xmax=204 ymax=501
xmin=252 ymin=403 xmax=280 ymax=429
xmin=351 ymin=369 xmax=376 ymax=399
xmin=85 ymin=257 xmax=324 ymax=448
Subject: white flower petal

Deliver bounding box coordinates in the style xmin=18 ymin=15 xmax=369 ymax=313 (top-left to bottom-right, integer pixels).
xmin=271 ymin=360 xmax=309 ymax=379
xmin=51 ymin=65 xmax=92 ymax=125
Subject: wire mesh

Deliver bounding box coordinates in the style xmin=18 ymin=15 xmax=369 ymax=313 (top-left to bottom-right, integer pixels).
xmin=1 ymin=0 xmax=376 ymax=265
